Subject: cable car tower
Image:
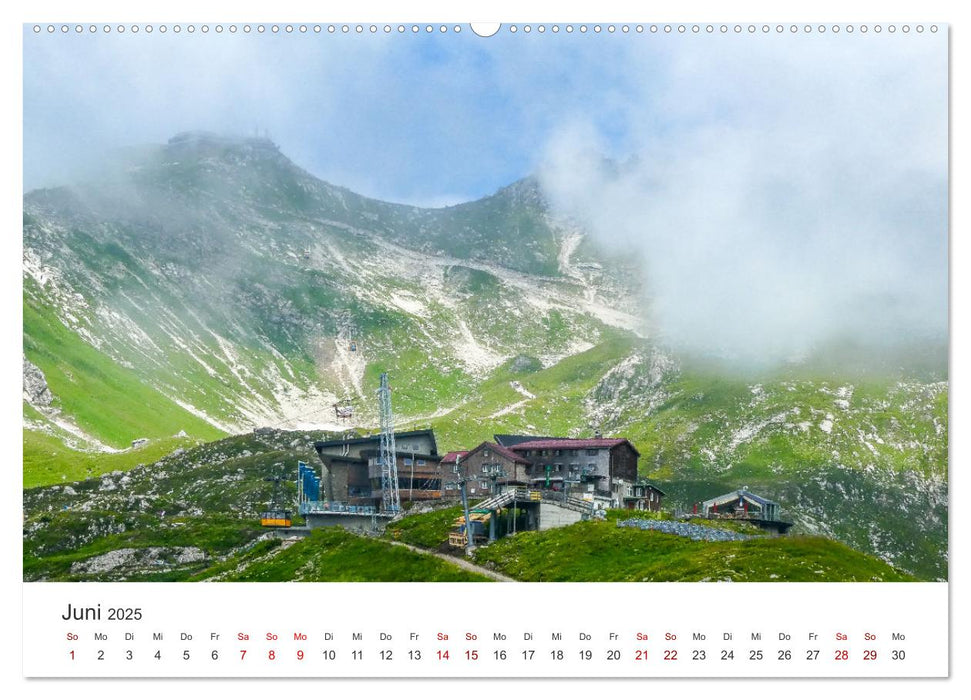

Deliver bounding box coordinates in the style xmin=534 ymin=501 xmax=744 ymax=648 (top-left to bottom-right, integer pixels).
xmin=377 ymin=372 xmax=400 ymax=514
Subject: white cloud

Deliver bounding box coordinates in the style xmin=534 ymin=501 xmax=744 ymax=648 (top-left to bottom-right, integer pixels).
xmin=539 ymin=33 xmax=947 ymax=365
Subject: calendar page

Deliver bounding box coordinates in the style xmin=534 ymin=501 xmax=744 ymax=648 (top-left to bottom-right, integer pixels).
xmin=15 ymin=0 xmax=955 ymax=691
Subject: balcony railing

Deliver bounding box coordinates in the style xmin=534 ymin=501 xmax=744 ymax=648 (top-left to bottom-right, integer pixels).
xmin=299 ymin=501 xmax=378 ymax=515
xmin=368 ymin=464 xmax=443 ymax=480
xmin=372 ymin=488 xmax=442 ymax=500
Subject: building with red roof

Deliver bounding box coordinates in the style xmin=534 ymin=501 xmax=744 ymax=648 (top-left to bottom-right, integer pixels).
xmin=444 ymin=441 xmax=533 ymax=499
xmin=506 ymin=436 xmax=641 ymax=505
xmin=441 ymin=433 xmax=658 ymax=508
xmin=440 ymin=451 xmax=469 ymax=466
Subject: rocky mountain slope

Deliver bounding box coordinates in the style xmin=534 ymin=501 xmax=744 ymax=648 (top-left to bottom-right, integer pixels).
xmin=23 ymin=132 xmax=640 ymax=442
xmin=23 ymin=132 xmax=947 ymax=580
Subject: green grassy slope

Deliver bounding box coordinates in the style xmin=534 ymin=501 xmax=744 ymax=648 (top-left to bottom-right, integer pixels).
xmin=212 ymin=529 xmax=488 ymax=582
xmin=386 ymin=504 xmax=911 ymax=582
xmin=23 ymin=429 xmax=202 ymax=489
xmin=388 ymin=504 xmax=470 ymax=549
xmin=23 ymin=287 xmax=226 ymax=449
xmin=422 ymin=331 xmax=637 ymax=448
xmin=24 ymin=514 xmax=265 ymax=582
xmin=23 ymin=429 xmax=318 ymax=581
xmin=472 ymin=521 xmax=913 ymax=582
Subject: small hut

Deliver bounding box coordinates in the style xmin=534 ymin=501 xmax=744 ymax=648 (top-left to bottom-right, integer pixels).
xmin=698 ymin=488 xmax=792 ymax=535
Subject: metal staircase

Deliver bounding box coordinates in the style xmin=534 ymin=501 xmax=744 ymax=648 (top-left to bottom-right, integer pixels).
xmin=474 ymin=488 xmax=594 ymax=515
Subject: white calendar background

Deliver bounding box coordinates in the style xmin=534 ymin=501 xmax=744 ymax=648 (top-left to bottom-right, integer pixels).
xmin=23 ymin=582 xmax=948 ymax=678
xmin=5 ymin=0 xmax=965 ymax=695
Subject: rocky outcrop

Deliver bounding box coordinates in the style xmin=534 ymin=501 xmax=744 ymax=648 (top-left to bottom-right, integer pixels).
xmin=69 ymin=546 xmax=207 ymax=575
xmin=23 ymin=355 xmax=54 ymax=407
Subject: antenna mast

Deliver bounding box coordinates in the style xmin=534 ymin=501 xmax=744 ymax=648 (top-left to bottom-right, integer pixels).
xmin=378 ymin=372 xmax=400 ymax=513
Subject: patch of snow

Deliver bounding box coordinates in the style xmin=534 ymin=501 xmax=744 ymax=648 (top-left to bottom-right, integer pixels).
xmin=538 ymin=339 xmax=594 ymax=368
xmin=509 ymin=381 xmax=536 ymax=399
xmin=387 ymin=292 xmax=429 ymax=318
xmin=46 ymin=411 xmax=121 ymax=453
xmin=488 ymin=399 xmax=530 ymax=419
xmin=728 ymin=412 xmax=789 ymax=450
xmin=453 ymin=318 xmax=505 ymax=376
xmin=166 ymin=396 xmax=238 ymax=433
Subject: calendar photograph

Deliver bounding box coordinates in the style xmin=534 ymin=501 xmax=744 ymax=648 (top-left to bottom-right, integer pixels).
xmin=22 ymin=22 xmax=948 ymax=587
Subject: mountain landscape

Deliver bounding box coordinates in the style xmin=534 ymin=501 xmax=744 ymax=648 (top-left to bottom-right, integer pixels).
xmin=23 ymin=132 xmax=948 ymax=581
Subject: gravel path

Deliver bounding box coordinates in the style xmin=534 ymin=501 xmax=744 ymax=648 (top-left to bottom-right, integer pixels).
xmin=389 ymin=541 xmax=516 ymax=582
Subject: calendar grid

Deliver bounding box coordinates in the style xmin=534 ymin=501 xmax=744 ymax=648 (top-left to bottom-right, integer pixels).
xmin=24 ymin=582 xmax=948 ymax=678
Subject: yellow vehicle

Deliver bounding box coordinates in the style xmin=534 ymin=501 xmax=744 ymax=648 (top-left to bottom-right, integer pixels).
xmin=260 ymin=509 xmax=292 ymax=528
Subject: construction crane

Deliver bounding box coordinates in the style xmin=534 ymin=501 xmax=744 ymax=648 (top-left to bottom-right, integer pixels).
xmin=377 ymin=372 xmax=400 ymax=514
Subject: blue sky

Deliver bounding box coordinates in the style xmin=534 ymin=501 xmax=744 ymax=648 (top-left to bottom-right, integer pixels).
xmin=23 ymin=27 xmax=946 ymax=203
xmin=23 ymin=25 xmax=948 ymax=361
xmin=24 ymin=27 xmax=654 ymax=204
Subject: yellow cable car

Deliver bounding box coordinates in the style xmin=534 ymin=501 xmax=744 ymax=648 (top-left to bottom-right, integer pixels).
xmin=260 ymin=509 xmax=292 ymax=528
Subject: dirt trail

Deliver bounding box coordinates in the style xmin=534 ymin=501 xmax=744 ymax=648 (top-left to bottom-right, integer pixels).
xmin=389 ymin=541 xmax=516 ymax=582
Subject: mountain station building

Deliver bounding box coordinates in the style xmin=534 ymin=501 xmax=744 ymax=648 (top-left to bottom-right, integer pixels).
xmin=313 ymin=429 xmax=443 ymax=508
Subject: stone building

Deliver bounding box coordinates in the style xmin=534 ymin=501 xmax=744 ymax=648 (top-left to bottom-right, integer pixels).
xmin=442 ymin=441 xmax=532 ymax=499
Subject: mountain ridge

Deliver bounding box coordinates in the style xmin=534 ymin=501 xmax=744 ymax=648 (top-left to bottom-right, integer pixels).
xmin=22 ymin=133 xmax=948 ymax=580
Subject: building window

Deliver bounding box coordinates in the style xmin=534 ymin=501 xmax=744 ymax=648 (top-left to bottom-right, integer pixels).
xmin=587 ymin=449 xmax=599 ymax=456
xmin=403 ymin=458 xmax=413 ymax=466
xmin=480 ymin=481 xmax=489 ymax=489
xmin=417 ymin=459 xmax=426 ymax=466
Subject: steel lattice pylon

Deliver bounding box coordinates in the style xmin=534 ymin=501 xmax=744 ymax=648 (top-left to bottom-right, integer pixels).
xmin=378 ymin=372 xmax=400 ymax=513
